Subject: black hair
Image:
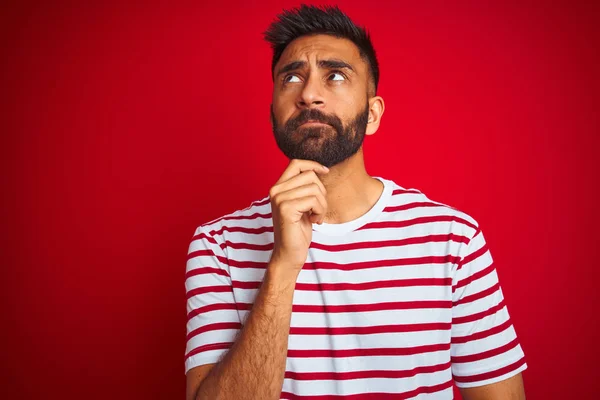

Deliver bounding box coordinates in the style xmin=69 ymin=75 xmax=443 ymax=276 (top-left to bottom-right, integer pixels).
xmin=263 ymin=4 xmax=379 ymax=95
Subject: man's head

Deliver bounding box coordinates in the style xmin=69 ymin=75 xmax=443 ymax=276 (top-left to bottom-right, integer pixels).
xmin=264 ymin=4 xmax=385 ymax=168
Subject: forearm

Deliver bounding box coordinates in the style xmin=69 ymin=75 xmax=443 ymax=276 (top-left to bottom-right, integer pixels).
xmin=195 ymin=264 xmax=297 ymax=400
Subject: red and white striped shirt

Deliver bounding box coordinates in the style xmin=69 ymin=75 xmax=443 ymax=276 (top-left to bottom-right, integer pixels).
xmin=184 ymin=177 xmax=527 ymax=398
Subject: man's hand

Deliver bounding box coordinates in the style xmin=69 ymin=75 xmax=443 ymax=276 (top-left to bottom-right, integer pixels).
xmin=269 ymin=159 xmax=330 ymax=272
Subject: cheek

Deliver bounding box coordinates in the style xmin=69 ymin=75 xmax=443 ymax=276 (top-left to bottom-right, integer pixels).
xmin=272 ymin=91 xmax=291 ymax=111
xmin=331 ymin=96 xmax=361 ymax=121
xmin=273 ymin=96 xmax=298 ymax=121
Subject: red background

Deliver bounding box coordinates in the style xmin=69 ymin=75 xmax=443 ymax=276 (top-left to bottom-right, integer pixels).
xmin=2 ymin=1 xmax=598 ymax=399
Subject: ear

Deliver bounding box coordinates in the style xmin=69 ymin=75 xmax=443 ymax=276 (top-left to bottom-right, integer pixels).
xmin=365 ymin=96 xmax=385 ymax=136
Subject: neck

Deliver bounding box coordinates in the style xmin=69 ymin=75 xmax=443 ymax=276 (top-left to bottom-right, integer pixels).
xmin=318 ymin=149 xmax=384 ymax=224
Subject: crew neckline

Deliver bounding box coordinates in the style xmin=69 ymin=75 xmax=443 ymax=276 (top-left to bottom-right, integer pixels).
xmin=311 ymin=176 xmax=393 ymax=236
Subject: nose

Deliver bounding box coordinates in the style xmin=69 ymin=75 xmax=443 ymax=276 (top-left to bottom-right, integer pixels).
xmin=296 ymin=73 xmax=325 ymax=109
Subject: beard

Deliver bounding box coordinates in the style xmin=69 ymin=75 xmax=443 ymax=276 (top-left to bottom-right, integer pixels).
xmin=270 ymin=102 xmax=370 ymax=168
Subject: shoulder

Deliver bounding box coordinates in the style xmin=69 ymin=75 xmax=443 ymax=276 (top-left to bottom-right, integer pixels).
xmin=193 ymin=195 xmax=273 ymax=241
xmin=384 ymin=178 xmax=481 ymax=239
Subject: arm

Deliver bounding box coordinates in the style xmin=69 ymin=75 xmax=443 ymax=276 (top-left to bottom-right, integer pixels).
xmin=460 ymin=372 xmax=526 ymax=400
xmin=190 ymin=264 xmax=298 ymax=400
xmin=450 ymin=227 xmax=528 ymax=395
xmin=186 ymin=159 xmax=330 ymax=400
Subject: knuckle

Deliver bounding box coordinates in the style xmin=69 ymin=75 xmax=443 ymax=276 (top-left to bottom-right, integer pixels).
xmin=271 ymin=193 xmax=281 ymax=206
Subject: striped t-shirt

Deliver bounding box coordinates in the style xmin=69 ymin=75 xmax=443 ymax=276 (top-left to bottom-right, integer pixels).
xmin=184 ymin=177 xmax=527 ymax=398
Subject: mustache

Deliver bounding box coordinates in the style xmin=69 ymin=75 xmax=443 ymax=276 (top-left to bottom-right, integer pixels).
xmin=285 ymin=108 xmax=343 ymax=132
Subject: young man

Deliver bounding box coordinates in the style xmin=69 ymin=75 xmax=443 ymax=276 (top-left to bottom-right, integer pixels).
xmin=185 ymin=5 xmax=527 ymax=400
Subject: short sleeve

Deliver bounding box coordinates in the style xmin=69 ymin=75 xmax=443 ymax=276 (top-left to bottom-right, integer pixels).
xmin=450 ymin=227 xmax=527 ymax=388
xmin=184 ymin=225 xmax=242 ymax=374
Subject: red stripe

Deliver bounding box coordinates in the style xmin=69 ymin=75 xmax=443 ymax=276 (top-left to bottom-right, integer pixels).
xmin=224 ymin=240 xmax=273 ymax=251
xmin=187 ymin=303 xmax=237 ymax=321
xmin=252 ymin=197 xmax=270 ymax=207
xmin=199 ymin=197 xmax=271 ymax=226
xmin=191 ymin=232 xmax=220 ymax=245
xmin=222 ymin=258 xmax=265 ymax=269
xmin=361 ymin=215 xmax=478 ymax=231
xmin=451 ymin=338 xmax=520 ymax=364
xmin=392 ymin=188 xmax=422 ymax=195
xmin=289 ymin=322 xmax=451 ymax=335
xmin=284 ymin=361 xmax=451 ymax=380
xmin=302 ymin=255 xmax=460 ymax=272
xmin=452 ymin=319 xmax=512 ymax=344
xmin=457 ymin=243 xmax=488 ymax=272
xmin=184 ymin=341 xmax=233 ymax=361
xmin=310 ymin=233 xmax=470 ymax=251
xmin=186 ymin=285 xmax=233 ymax=299
xmin=280 ymin=379 xmax=453 ymax=399
xmin=198 ymin=211 xmax=272 ymax=228
xmin=218 ymin=233 xmax=469 ymax=253
xmin=187 ymin=249 xmax=218 ymax=261
xmin=288 ymin=300 xmax=452 ymax=313
xmin=287 ymin=343 xmax=450 ymax=358
xmin=216 ymin=211 xmax=271 ymax=221
xmin=453 ymin=282 xmax=500 ymax=307
xmin=206 ymin=225 xmax=273 ymax=237
xmin=232 ymin=301 xmax=451 ymax=313
xmin=453 ymin=263 xmax=495 ymax=291
xmin=232 ymin=280 xmax=262 ymax=290
xmin=383 ymin=201 xmax=445 ymax=213
xmin=452 ymin=300 xmax=506 ymax=325
xmin=186 ymin=321 xmax=242 ymax=341
xmin=297 ymin=278 xmax=452 ymax=291
xmin=185 ymin=267 xmax=230 ymax=280
xmin=225 ymin=254 xmax=460 ymax=271
xmin=453 ymin=356 xmax=526 ymax=383
xmin=232 ymin=277 xmax=452 ymax=292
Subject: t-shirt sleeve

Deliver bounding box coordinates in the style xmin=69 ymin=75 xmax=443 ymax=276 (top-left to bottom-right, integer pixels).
xmin=184 ymin=225 xmax=242 ymax=375
xmin=450 ymin=227 xmax=527 ymax=388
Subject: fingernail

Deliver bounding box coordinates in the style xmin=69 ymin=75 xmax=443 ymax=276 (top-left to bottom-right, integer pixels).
xmin=322 ymin=165 xmax=329 ymax=171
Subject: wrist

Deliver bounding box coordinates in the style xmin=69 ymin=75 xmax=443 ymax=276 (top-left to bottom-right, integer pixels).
xmin=265 ymin=260 xmax=300 ymax=290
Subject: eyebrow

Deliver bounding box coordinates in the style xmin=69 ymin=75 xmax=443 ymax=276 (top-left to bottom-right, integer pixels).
xmin=276 ymin=59 xmax=355 ymax=77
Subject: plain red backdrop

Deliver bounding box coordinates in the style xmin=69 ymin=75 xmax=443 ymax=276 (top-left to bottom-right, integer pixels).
xmin=1 ymin=1 xmax=598 ymax=399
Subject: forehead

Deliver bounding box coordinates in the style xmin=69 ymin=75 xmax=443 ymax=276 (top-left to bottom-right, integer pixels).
xmin=276 ymin=34 xmax=364 ymax=70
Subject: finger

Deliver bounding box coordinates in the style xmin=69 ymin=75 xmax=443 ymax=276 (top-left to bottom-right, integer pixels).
xmin=308 ymin=211 xmax=324 ymax=224
xmin=283 ymin=195 xmax=326 ymax=221
xmin=273 ymin=184 xmax=328 ymax=218
xmin=276 ymin=159 xmax=329 ymax=184
xmin=272 ymin=170 xmax=327 ymax=198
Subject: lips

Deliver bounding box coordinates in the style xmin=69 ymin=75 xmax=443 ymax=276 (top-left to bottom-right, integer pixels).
xmin=300 ymin=120 xmax=330 ymax=127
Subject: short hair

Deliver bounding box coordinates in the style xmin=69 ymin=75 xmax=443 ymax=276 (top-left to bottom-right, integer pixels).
xmin=263 ymin=4 xmax=380 ymax=95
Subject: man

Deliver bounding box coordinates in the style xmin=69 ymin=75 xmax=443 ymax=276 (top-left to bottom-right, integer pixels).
xmin=184 ymin=4 xmax=527 ymax=399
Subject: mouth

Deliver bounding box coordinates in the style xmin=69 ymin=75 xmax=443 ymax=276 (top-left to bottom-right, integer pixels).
xmin=300 ymin=120 xmax=330 ymax=127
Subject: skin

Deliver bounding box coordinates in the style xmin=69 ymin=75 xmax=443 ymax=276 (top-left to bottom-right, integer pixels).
xmin=271 ymin=34 xmax=385 ymax=225
xmin=185 ymin=33 xmax=525 ymax=400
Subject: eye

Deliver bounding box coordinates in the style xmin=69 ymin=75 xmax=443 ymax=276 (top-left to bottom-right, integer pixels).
xmin=328 ymin=71 xmax=346 ymax=81
xmin=284 ymin=74 xmax=301 ymax=83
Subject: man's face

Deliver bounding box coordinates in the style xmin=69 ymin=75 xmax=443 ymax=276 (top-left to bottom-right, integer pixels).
xmin=270 ymin=34 xmax=372 ymax=168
